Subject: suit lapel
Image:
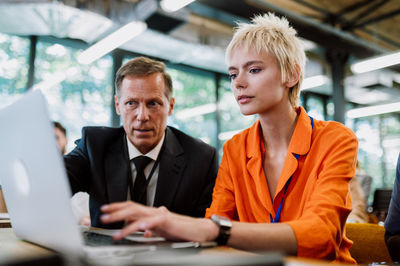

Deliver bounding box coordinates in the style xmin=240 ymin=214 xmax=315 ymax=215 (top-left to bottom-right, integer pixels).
xmin=104 ymin=129 xmax=130 ymax=203
xmin=153 ymin=127 xmax=185 ymax=208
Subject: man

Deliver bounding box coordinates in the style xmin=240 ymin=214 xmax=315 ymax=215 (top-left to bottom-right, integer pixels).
xmin=53 ymin=121 xmax=68 ymax=155
xmin=64 ymin=56 xmax=218 ymax=228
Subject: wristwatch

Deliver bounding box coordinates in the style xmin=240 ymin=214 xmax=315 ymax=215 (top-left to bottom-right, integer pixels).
xmin=210 ymin=214 xmax=232 ymax=246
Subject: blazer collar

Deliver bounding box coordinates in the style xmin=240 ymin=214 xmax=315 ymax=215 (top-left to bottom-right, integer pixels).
xmin=104 ymin=128 xmax=131 ymax=203
xmin=153 ymin=127 xmax=185 ymax=208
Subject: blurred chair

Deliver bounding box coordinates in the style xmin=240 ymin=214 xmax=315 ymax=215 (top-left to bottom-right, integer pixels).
xmin=346 ymin=223 xmax=392 ymax=264
xmin=372 ymin=188 xmax=393 ymax=223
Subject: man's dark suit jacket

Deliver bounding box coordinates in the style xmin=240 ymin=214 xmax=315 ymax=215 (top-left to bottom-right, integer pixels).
xmin=64 ymin=126 xmax=218 ymax=228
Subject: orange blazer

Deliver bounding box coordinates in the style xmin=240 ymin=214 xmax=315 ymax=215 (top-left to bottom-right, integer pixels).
xmin=206 ymin=106 xmax=357 ymax=263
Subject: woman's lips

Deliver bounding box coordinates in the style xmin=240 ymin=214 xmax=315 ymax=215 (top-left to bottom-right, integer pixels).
xmin=237 ymin=95 xmax=253 ymax=104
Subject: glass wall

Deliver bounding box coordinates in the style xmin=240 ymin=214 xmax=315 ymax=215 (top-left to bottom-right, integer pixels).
xmin=306 ymin=94 xmax=325 ymax=121
xmin=353 ymin=115 xmax=400 ymax=203
xmin=218 ymin=78 xmax=257 ymax=155
xmin=0 ymin=33 xmax=29 ymax=108
xmin=34 ymin=39 xmax=113 ymax=152
xmin=168 ymin=66 xmax=217 ymax=147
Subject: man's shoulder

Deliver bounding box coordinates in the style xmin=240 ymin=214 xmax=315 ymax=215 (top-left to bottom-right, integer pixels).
xmin=81 ymin=126 xmax=125 ymax=141
xmin=82 ymin=126 xmax=124 ymax=134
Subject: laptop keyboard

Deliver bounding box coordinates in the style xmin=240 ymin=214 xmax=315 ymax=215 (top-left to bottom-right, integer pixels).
xmin=83 ymin=231 xmax=140 ymax=246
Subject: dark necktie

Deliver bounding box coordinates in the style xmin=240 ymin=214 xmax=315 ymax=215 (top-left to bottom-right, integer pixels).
xmin=132 ymin=156 xmax=152 ymax=205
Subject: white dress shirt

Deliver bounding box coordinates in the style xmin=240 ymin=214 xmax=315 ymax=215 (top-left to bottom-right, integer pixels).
xmin=126 ymin=133 xmax=165 ymax=206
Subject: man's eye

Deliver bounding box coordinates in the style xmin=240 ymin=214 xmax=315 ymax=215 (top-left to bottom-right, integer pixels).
xmin=126 ymin=101 xmax=136 ymax=106
xmin=148 ymin=101 xmax=159 ymax=107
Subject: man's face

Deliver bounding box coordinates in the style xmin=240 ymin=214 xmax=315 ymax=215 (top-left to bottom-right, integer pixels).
xmin=115 ymin=73 xmax=174 ymax=154
xmin=54 ymin=127 xmax=67 ymax=155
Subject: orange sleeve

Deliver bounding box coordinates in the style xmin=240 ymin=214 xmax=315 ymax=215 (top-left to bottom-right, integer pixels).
xmin=286 ymin=125 xmax=358 ymax=262
xmin=205 ymin=143 xmax=237 ymax=219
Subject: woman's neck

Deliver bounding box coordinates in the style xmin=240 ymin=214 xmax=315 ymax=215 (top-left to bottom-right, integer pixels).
xmin=258 ymin=103 xmax=299 ymax=156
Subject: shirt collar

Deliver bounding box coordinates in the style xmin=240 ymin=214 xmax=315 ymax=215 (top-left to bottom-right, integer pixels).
xmin=126 ymin=133 xmax=165 ymax=161
xmin=246 ymin=106 xmax=313 ymax=158
xmin=288 ymin=106 xmax=313 ymax=156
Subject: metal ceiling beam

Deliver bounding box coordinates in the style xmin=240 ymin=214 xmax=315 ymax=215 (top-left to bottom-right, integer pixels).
xmin=349 ymin=8 xmax=400 ymax=29
xmin=341 ymin=0 xmax=389 ymax=30
xmin=333 ymin=0 xmax=377 ymax=20
xmin=196 ymin=0 xmax=389 ymax=58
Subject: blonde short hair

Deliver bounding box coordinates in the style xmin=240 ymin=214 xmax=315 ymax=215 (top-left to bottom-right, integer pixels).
xmin=226 ymin=13 xmax=306 ymax=108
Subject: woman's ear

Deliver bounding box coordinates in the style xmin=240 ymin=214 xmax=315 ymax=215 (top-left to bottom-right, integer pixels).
xmin=285 ymin=64 xmax=301 ymax=88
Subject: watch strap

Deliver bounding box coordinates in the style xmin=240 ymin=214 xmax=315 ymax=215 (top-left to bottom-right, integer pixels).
xmin=211 ymin=214 xmax=232 ymax=246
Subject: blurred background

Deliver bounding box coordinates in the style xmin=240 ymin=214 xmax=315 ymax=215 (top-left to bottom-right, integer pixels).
xmin=0 ymin=0 xmax=399 ymax=206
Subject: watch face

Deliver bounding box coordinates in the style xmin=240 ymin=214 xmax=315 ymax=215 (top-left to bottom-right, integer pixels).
xmin=219 ymin=217 xmax=232 ymax=228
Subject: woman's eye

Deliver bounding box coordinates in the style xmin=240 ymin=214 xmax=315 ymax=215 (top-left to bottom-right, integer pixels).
xmin=229 ymin=73 xmax=237 ymax=80
xmin=250 ymin=68 xmax=261 ymax=74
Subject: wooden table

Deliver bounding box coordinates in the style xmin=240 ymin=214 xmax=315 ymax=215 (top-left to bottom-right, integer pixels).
xmin=0 ymin=219 xmax=11 ymax=228
xmin=0 ymin=228 xmax=62 ymax=265
xmin=0 ymin=212 xmax=11 ymax=228
xmin=0 ymin=227 xmax=339 ymax=266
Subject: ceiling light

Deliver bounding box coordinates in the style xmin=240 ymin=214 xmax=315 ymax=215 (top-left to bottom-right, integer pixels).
xmin=78 ymin=21 xmax=147 ymax=65
xmin=32 ymin=72 xmax=66 ymax=91
xmin=351 ymin=51 xmax=400 ymax=74
xmin=175 ymin=103 xmax=216 ymax=120
xmin=160 ymin=0 xmax=196 ymax=12
xmin=300 ymin=75 xmax=328 ymax=91
xmin=346 ymin=102 xmax=400 ymax=119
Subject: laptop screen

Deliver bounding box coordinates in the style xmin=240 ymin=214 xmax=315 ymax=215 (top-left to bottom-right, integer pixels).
xmin=0 ymin=90 xmax=84 ymax=255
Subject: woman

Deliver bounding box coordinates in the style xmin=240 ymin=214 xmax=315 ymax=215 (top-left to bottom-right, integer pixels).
xmin=100 ymin=13 xmax=357 ymax=263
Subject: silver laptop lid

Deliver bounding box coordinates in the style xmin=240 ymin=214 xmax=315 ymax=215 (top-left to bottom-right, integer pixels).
xmin=0 ymin=90 xmax=84 ymax=255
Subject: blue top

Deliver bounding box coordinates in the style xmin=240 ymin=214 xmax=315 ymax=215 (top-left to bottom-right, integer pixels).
xmin=385 ymin=153 xmax=400 ymax=234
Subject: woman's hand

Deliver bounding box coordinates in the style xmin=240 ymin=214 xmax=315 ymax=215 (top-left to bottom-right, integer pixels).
xmin=100 ymin=201 xmax=219 ymax=242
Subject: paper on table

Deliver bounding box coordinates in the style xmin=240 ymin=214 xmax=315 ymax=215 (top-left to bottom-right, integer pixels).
xmin=92 ymin=229 xmax=166 ymax=242
xmin=0 ymin=212 xmax=9 ymax=219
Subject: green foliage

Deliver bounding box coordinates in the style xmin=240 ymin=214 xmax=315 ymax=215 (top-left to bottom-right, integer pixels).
xmin=0 ymin=33 xmax=29 ymax=94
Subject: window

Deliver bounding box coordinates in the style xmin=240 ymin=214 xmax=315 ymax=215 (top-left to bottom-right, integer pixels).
xmin=34 ymin=40 xmax=113 ymax=152
xmin=218 ymin=78 xmax=257 ymax=156
xmin=306 ymin=94 xmax=325 ymax=120
xmin=352 ymin=114 xmax=400 ymax=204
xmin=0 ymin=33 xmax=29 ymax=108
xmin=168 ymin=66 xmax=217 ymax=147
